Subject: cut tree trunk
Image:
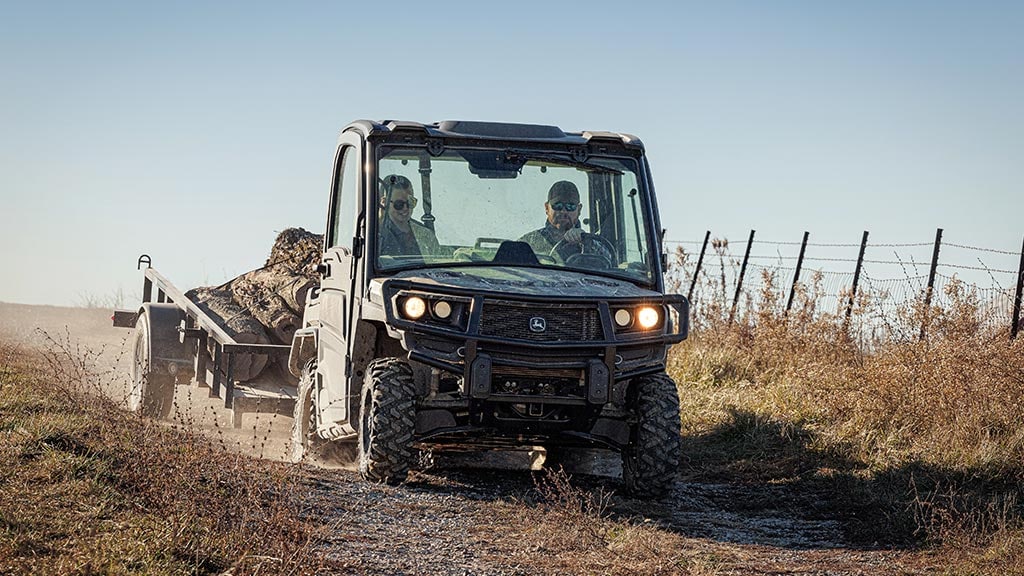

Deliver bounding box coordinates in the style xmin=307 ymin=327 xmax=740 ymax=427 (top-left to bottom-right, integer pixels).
xmin=266 ymin=227 xmax=323 ymax=275
xmin=184 ymin=228 xmax=322 ymax=384
xmin=186 ymin=287 xmax=270 ymax=382
xmin=230 ymin=270 xmax=303 ymax=344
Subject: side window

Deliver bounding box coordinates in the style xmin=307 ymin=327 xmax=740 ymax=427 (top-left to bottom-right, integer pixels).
xmin=329 ymin=146 xmax=359 ymax=249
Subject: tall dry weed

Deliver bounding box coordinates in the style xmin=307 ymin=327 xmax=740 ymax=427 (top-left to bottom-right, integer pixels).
xmin=671 ymin=265 xmax=1024 ymax=553
xmin=0 ymin=334 xmax=327 ymax=575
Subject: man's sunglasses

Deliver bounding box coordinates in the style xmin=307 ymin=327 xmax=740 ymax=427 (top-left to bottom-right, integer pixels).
xmin=390 ymin=197 xmax=418 ymax=211
xmin=550 ymin=201 xmax=579 ymax=211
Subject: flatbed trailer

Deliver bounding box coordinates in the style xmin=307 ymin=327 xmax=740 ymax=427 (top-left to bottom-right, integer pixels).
xmin=113 ymin=255 xmax=296 ymax=426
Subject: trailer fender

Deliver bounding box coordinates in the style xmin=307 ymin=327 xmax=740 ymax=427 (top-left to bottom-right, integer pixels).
xmin=138 ymin=303 xmax=193 ymax=375
xmin=289 ymin=327 xmax=319 ymax=378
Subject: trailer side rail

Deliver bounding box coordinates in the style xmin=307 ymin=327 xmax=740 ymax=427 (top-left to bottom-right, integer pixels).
xmin=136 ymin=266 xmax=292 ymax=410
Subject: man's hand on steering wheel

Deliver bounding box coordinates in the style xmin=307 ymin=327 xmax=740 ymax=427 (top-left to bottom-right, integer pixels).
xmin=563 ymin=227 xmax=583 ymax=245
xmin=549 ymin=231 xmax=615 ymax=268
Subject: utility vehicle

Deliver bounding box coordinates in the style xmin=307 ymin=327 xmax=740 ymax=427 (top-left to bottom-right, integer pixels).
xmin=116 ymin=119 xmax=689 ymax=498
xmin=293 ymin=120 xmax=688 ymax=497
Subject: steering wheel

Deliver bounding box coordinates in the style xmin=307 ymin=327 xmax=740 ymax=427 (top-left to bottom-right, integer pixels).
xmin=549 ymin=232 xmax=615 ymax=269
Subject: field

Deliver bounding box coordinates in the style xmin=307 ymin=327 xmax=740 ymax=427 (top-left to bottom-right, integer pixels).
xmin=1 ymin=287 xmax=1022 ymax=574
xmin=670 ymin=257 xmax=1024 ymax=573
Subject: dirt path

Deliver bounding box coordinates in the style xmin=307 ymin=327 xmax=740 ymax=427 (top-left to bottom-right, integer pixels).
xmin=0 ymin=302 xmax=938 ymax=575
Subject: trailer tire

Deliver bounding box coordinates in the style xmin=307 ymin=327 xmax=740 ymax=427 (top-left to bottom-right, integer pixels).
xmin=291 ymin=360 xmax=356 ymax=464
xmin=621 ymin=371 xmax=681 ymax=499
xmin=358 ymin=357 xmax=416 ymax=484
xmin=129 ymin=311 xmax=176 ymax=419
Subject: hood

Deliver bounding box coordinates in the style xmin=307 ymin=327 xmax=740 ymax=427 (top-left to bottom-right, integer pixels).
xmin=378 ymin=266 xmax=660 ymax=299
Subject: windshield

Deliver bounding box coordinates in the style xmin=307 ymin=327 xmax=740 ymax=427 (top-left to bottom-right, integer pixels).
xmin=375 ymin=145 xmax=656 ymax=284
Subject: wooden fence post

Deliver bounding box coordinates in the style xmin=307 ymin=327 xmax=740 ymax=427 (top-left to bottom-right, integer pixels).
xmin=729 ymin=230 xmax=756 ymax=324
xmin=786 ymin=231 xmax=810 ymax=314
xmin=688 ymin=230 xmax=711 ymax=304
xmin=920 ymin=228 xmax=943 ymax=340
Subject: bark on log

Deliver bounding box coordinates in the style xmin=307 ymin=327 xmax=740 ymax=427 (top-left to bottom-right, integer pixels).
xmin=230 ymin=273 xmax=302 ymax=344
xmin=280 ymin=276 xmax=317 ymax=312
xmin=185 ymin=287 xmax=270 ymax=382
xmin=266 ymin=227 xmax=323 ymax=275
xmin=185 ymin=228 xmax=322 ymax=383
xmin=230 ymin=268 xmax=313 ymax=316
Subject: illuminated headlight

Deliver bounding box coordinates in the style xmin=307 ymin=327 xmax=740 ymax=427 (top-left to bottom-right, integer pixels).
xmin=433 ymin=300 xmax=452 ymax=319
xmin=614 ymin=308 xmax=632 ymax=327
xmin=636 ymin=306 xmax=660 ymax=329
xmin=402 ymin=296 xmax=427 ymax=320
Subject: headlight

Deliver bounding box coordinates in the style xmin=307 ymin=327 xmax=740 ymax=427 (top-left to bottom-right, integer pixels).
xmin=402 ymin=296 xmax=427 ymax=320
xmin=613 ymin=308 xmax=632 ymax=327
xmin=433 ymin=300 xmax=452 ymax=319
xmin=636 ymin=306 xmax=660 ymax=329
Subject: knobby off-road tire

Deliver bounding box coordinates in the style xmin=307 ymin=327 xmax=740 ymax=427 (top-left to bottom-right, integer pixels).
xmin=291 ymin=360 xmax=321 ymax=463
xmin=358 ymin=358 xmax=416 ymax=484
xmin=129 ymin=313 xmax=175 ymax=419
xmin=291 ymin=361 xmax=356 ymax=465
xmin=621 ymin=371 xmax=682 ymax=499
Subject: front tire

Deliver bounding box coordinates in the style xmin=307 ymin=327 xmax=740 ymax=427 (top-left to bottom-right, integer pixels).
xmin=358 ymin=358 xmax=416 ymax=484
xmin=621 ymin=372 xmax=681 ymax=499
xmin=129 ymin=312 xmax=175 ymax=419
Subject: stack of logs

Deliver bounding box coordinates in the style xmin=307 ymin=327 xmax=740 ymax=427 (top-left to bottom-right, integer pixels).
xmin=185 ymin=228 xmax=322 ymax=382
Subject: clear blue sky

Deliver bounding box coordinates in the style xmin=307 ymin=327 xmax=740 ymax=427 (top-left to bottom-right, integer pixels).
xmin=1 ymin=1 xmax=1022 ymax=306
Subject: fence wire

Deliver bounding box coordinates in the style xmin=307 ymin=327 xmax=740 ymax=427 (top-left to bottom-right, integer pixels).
xmin=666 ymin=231 xmax=1023 ymax=338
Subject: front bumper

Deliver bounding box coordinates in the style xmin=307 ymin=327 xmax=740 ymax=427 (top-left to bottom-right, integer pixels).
xmin=381 ymin=278 xmax=688 ymax=409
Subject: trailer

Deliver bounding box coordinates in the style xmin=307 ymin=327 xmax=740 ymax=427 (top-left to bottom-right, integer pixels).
xmin=113 ymin=255 xmax=297 ymax=427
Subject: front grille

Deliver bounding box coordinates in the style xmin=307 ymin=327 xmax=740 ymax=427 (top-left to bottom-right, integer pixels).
xmin=479 ymin=300 xmax=604 ymax=342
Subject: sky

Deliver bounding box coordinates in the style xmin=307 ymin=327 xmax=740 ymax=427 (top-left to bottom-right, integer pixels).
xmin=1 ymin=1 xmax=1022 ymax=307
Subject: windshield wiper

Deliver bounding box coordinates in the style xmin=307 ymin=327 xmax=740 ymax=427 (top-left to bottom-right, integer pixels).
xmin=503 ymin=150 xmax=624 ymax=175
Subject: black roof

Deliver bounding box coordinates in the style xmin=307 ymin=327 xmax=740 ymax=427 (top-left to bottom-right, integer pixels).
xmin=341 ymin=119 xmax=644 ymax=149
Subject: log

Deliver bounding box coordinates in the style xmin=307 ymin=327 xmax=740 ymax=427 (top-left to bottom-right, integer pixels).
xmin=266 ymin=227 xmax=323 ymax=275
xmin=230 ymin=268 xmax=314 ymax=317
xmin=184 ymin=228 xmax=322 ymax=383
xmin=185 ymin=287 xmax=270 ymax=382
xmin=279 ymin=276 xmax=317 ymax=312
xmin=230 ymin=273 xmax=302 ymax=344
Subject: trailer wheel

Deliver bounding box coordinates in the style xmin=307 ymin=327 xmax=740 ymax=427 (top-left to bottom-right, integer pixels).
xmin=358 ymin=357 xmax=416 ymax=484
xmin=129 ymin=312 xmax=176 ymax=419
xmin=291 ymin=360 xmax=356 ymax=464
xmin=621 ymin=371 xmax=681 ymax=499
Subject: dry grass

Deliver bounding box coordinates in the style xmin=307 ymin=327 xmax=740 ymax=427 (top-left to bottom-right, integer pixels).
xmin=669 ymin=265 xmax=1024 ymax=571
xmin=0 ymin=338 xmax=327 ymax=575
xmin=470 ymin=468 xmax=729 ymax=576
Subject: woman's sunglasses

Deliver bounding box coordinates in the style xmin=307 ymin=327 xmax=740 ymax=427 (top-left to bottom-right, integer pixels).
xmin=390 ymin=197 xmax=418 ymax=211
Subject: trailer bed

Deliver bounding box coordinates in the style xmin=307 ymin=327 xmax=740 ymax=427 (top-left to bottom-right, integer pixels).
xmin=115 ymin=256 xmax=297 ymax=427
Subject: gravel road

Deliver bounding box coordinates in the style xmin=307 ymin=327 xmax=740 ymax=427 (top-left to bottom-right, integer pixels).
xmin=0 ymin=302 xmax=937 ymax=575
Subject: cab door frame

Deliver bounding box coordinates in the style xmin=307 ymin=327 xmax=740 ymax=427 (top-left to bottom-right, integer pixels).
xmin=314 ymin=130 xmax=365 ymax=438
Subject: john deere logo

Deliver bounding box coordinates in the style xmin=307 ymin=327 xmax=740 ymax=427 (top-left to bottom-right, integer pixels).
xmin=529 ymin=317 xmax=546 ymax=333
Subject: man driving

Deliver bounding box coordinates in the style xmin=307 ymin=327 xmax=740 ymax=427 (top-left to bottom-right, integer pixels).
xmin=518 ymin=180 xmax=589 ymax=263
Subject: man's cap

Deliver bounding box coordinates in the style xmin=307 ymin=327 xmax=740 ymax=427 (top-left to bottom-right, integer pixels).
xmin=547 ymin=180 xmax=580 ymax=202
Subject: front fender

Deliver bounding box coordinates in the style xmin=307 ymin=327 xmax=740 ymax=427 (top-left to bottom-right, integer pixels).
xmin=289 ymin=327 xmax=319 ymax=377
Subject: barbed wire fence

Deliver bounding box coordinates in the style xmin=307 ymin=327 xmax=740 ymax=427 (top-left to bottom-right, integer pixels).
xmin=665 ymin=229 xmax=1024 ymax=342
